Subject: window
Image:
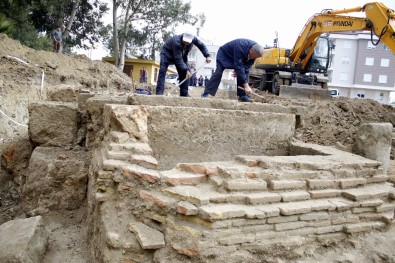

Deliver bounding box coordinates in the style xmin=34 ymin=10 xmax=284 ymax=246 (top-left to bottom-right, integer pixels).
xmin=379 ymin=75 xmax=387 ymax=83
xmin=367 ymin=41 xmax=376 ymax=50
xmin=363 ymin=74 xmax=372 ymax=82
xmin=341 ymin=57 xmax=350 ymax=65
xmin=340 ymin=73 xmax=348 ymax=81
xmin=357 ymin=94 xmax=365 ymax=98
xmin=365 ymin=57 xmax=374 ymax=66
xmin=381 ymin=58 xmax=389 ymax=67
xmin=343 ymin=40 xmax=351 ymax=49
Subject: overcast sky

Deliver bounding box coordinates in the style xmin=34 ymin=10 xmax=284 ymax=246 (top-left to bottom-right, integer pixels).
xmin=179 ymin=0 xmax=395 ymax=47
xmin=79 ymin=0 xmax=395 ymax=60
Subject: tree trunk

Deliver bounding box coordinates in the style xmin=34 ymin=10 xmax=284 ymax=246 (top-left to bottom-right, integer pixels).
xmin=61 ymin=0 xmax=80 ymax=53
xmin=112 ymin=0 xmax=120 ymax=67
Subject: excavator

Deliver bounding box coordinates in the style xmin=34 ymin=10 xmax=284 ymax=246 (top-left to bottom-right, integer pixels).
xmin=249 ymin=2 xmax=395 ymax=95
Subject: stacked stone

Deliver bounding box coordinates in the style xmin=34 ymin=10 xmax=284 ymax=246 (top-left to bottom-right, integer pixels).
xmin=140 ymin=144 xmax=395 ymax=258
xmin=88 ymin=104 xmax=165 ymax=262
xmin=87 ymin=102 xmax=395 ymax=262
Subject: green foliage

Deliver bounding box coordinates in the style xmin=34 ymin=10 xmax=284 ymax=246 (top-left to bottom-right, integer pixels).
xmin=0 ymin=0 xmax=109 ymax=51
xmin=0 ymin=14 xmax=13 ymax=35
xmin=13 ymin=24 xmax=53 ymax=50
xmin=62 ymin=0 xmax=110 ymax=49
xmin=110 ymin=0 xmax=206 ymax=62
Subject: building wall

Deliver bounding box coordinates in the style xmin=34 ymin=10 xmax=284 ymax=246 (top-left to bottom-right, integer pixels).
xmin=328 ymin=32 xmax=395 ymax=104
xmin=354 ymin=37 xmax=395 ymax=87
xmin=102 ymin=58 xmax=176 ymax=86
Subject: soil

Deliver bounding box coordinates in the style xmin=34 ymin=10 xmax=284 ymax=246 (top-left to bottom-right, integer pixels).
xmin=1 ymin=33 xmax=395 ymax=262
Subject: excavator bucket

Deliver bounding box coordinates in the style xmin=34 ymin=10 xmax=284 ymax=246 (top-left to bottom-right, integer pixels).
xmin=279 ymin=85 xmax=332 ymax=100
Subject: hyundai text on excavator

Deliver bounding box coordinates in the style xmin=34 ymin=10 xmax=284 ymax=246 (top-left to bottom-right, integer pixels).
xmin=249 ymin=2 xmax=395 ymax=95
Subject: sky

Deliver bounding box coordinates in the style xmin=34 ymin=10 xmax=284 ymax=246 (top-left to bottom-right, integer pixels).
xmin=78 ymin=0 xmax=395 ymax=60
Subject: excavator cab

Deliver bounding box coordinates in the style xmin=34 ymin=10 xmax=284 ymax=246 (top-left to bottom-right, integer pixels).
xmin=305 ymin=36 xmax=331 ymax=74
xmin=293 ymin=36 xmax=332 ymax=86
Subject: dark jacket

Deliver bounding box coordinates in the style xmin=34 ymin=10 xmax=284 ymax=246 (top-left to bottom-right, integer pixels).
xmin=161 ymin=34 xmax=210 ymax=72
xmin=217 ymin=38 xmax=257 ymax=84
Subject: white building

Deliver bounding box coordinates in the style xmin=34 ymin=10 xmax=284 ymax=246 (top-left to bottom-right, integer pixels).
xmin=328 ymin=32 xmax=395 ymax=103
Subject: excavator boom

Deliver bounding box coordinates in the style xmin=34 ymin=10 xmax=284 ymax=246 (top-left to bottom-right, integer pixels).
xmin=250 ymin=2 xmax=395 ymax=95
xmin=291 ymin=2 xmax=395 ymax=68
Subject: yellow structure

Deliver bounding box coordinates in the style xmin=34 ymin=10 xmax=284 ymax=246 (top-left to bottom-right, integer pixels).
xmin=102 ymin=57 xmax=176 ymax=85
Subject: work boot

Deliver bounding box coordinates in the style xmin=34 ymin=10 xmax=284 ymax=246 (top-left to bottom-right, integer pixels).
xmin=238 ymin=95 xmax=254 ymax=103
xmin=201 ymin=92 xmax=209 ymax=99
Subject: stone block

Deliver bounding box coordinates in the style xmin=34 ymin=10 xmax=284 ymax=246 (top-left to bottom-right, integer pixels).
xmin=299 ymin=212 xmax=330 ymax=221
xmin=245 ymin=192 xmax=282 ymax=205
xmin=146 ymin=106 xmax=294 ymax=170
xmin=274 ymin=221 xmax=307 ymax=231
xmin=224 ymin=178 xmax=267 ymax=191
xmin=342 ymin=184 xmax=391 ymax=201
xmin=307 ymin=179 xmax=339 ymax=189
xmin=199 ymin=204 xmax=247 ymax=221
xmin=0 ymin=216 xmax=48 ymax=263
xmin=280 ymin=190 xmax=310 ymax=202
xmin=108 ymin=142 xmax=153 ymax=155
xmin=338 ymin=178 xmax=366 ymax=189
xmin=129 ymin=154 xmax=158 ymax=170
xmin=343 ymin=222 xmax=386 ymax=233
xmin=218 ymin=234 xmax=255 ymax=245
xmin=353 ymin=122 xmax=392 ymax=174
xmin=177 ymin=201 xmax=199 ymax=215
xmin=22 ymin=147 xmax=88 ymax=214
xmin=46 ymin=84 xmax=80 ymax=102
xmin=163 ymin=185 xmax=211 ymax=205
xmin=267 ymin=215 xmax=299 ymax=224
xmin=366 ymin=175 xmax=389 ymax=184
xmin=28 ymin=101 xmax=78 ymax=146
xmin=309 ymin=189 xmax=342 ymax=199
xmin=104 ymin=104 xmax=149 ymax=142
xmin=109 ymin=131 xmax=130 ymax=143
xmin=128 ymin=222 xmax=165 ymax=249
xmin=375 ymin=203 xmax=395 ymax=213
xmin=122 ymin=164 xmax=160 ymax=183
xmin=269 ymin=179 xmax=306 ymax=190
xmin=161 ymin=169 xmax=207 ymax=186
xmin=106 ymin=150 xmax=131 ymax=161
xmin=279 ymin=85 xmax=332 ymax=100
xmin=139 ymin=190 xmax=177 ymax=209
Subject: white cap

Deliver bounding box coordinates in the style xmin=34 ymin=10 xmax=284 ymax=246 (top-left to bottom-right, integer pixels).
xmin=183 ymin=32 xmax=194 ymax=43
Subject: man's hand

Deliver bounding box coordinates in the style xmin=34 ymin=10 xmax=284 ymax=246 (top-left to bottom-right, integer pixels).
xmin=244 ymin=84 xmax=253 ymax=96
xmin=186 ymin=71 xmax=192 ymax=79
xmin=206 ymin=57 xmax=212 ymax=63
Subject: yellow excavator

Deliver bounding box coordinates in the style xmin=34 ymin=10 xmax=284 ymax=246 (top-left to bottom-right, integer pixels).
xmin=249 ymin=2 xmax=395 ymax=95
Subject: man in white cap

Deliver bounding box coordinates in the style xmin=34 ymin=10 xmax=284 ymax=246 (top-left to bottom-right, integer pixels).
xmin=156 ymin=33 xmax=211 ymax=97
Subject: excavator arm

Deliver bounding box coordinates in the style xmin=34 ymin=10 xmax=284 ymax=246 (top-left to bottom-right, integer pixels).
xmin=291 ymin=2 xmax=395 ymax=70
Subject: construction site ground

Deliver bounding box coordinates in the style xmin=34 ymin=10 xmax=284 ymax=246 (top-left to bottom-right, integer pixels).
xmin=1 ymin=33 xmax=395 ymax=262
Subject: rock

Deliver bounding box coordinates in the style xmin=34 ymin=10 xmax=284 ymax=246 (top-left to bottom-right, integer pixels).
xmin=0 ymin=216 xmax=48 ymax=263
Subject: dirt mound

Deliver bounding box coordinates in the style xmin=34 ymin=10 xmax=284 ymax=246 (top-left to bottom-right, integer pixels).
xmin=1 ymin=33 xmax=395 ymax=262
xmin=245 ymin=91 xmax=395 ymax=153
xmin=0 ymin=33 xmax=131 ymax=138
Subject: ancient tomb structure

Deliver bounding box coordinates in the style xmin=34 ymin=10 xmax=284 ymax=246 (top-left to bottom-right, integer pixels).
xmin=26 ymin=94 xmax=395 ymax=262
xmin=85 ymin=95 xmax=395 ymax=262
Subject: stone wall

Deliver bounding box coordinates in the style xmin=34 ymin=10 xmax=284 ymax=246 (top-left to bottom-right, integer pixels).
xmin=85 ymin=95 xmax=395 ymax=262
xmin=24 ymin=92 xmax=395 ymax=262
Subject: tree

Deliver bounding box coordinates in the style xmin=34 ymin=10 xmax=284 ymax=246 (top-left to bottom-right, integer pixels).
xmin=30 ymin=0 xmax=109 ymax=51
xmin=111 ymin=0 xmax=205 ymax=70
xmin=0 ymin=0 xmax=109 ymax=51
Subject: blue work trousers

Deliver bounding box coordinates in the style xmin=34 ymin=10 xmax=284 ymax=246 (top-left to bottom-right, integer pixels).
xmin=204 ymin=61 xmax=246 ymax=97
xmin=156 ymin=56 xmax=189 ymax=96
